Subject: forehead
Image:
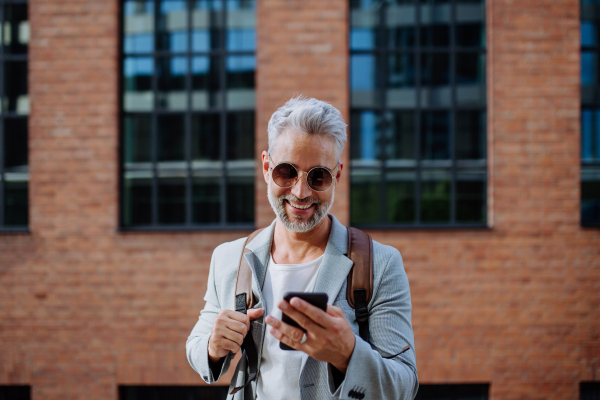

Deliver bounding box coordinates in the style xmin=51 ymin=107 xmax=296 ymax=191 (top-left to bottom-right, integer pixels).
xmin=272 ymin=129 xmax=337 ymax=169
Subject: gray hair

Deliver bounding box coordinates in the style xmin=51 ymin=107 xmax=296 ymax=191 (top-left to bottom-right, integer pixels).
xmin=267 ymin=96 xmax=347 ymax=163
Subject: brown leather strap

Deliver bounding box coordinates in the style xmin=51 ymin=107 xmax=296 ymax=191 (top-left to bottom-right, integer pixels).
xmin=346 ymin=227 xmax=373 ymax=308
xmin=235 ymin=228 xmax=265 ymax=311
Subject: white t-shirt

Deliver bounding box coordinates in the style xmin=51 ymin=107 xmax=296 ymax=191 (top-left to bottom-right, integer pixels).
xmin=256 ymin=253 xmax=324 ymax=400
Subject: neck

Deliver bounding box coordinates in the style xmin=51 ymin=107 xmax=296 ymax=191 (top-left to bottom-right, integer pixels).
xmin=271 ymin=215 xmax=332 ymax=264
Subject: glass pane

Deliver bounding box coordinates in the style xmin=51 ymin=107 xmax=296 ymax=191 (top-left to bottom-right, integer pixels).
xmin=387 ymin=54 xmax=416 ymax=108
xmin=157 ymin=0 xmax=188 ymax=52
xmin=421 ymin=111 xmax=450 ymax=160
xmin=157 ymin=56 xmax=187 ymax=110
xmin=351 ymin=169 xmax=381 ymax=225
xmin=387 ymin=2 xmax=416 ymax=48
xmin=420 ymin=25 xmax=449 ymax=47
xmin=124 ymin=57 xmax=153 ymax=111
xmin=582 ymin=21 xmax=597 ymax=47
xmin=456 ymin=111 xmax=486 ymax=160
xmin=350 ymin=110 xmax=383 ymax=161
xmin=4 ymin=61 xmax=28 ymax=114
xmin=4 ymin=179 xmax=28 ymax=226
xmin=226 ymin=0 xmax=255 ymax=52
xmin=3 ymin=3 xmax=29 ymax=54
xmin=456 ymin=0 xmax=485 ymax=48
xmin=386 ymin=169 xmax=415 ymax=223
xmin=420 ymin=170 xmax=450 ymax=223
xmin=123 ymin=115 xmax=152 ymax=163
xmin=157 ymin=114 xmax=185 ymax=161
xmin=386 ymin=111 xmax=415 ymax=160
xmin=456 ymin=172 xmax=486 ymax=222
xmin=582 ymin=51 xmax=598 ymax=86
xmin=3 ymin=118 xmax=27 ymax=169
xmin=158 ymin=177 xmax=186 ymax=223
xmin=420 ymin=53 xmax=451 ymax=107
xmin=351 ymin=54 xmax=381 ymax=108
xmin=192 ymin=176 xmax=220 ymax=223
xmin=192 ymin=0 xmax=222 ymax=52
xmin=582 ymin=169 xmax=600 ymax=225
xmin=122 ymin=176 xmax=152 ymax=226
xmin=350 ymin=0 xmax=379 ymax=50
xmin=192 ymin=56 xmax=220 ymax=110
xmin=227 ymin=175 xmax=253 ymax=223
xmin=227 ymin=55 xmax=255 ymax=109
xmin=192 ymin=113 xmax=220 ymax=161
xmin=456 ymin=52 xmax=486 ymax=106
xmin=124 ymin=1 xmax=154 ymax=54
xmin=227 ymin=111 xmax=254 ymax=160
xmin=420 ymin=0 xmax=450 ymax=47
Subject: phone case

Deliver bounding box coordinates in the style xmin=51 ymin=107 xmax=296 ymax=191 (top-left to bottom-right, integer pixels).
xmin=279 ymin=292 xmax=328 ymax=351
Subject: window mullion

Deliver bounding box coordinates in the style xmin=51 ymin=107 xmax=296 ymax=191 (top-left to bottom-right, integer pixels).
xmin=151 ymin=0 xmax=159 ymax=226
xmin=219 ymin=0 xmax=227 ymax=226
xmin=185 ymin=0 xmax=193 ymax=226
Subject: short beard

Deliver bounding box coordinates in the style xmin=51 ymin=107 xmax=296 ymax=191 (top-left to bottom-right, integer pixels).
xmin=267 ymin=180 xmax=335 ymax=233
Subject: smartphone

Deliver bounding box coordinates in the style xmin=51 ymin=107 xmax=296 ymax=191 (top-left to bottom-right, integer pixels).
xmin=279 ymin=292 xmax=328 ymax=351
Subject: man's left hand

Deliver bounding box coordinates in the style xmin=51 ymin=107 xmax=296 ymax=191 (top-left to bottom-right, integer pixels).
xmin=265 ymin=297 xmax=356 ymax=373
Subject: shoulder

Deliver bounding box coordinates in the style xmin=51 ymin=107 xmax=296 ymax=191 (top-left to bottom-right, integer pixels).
xmin=371 ymin=239 xmax=404 ymax=272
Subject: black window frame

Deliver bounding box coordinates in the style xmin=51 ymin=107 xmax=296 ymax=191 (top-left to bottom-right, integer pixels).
xmin=580 ymin=381 xmax=600 ymax=400
xmin=119 ymin=385 xmax=229 ymax=400
xmin=581 ymin=0 xmax=600 ymax=228
xmin=0 ymin=0 xmax=29 ymax=233
xmin=118 ymin=0 xmax=256 ymax=231
xmin=349 ymin=0 xmax=488 ymax=230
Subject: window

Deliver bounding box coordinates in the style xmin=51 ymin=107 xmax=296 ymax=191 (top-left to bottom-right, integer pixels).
xmin=0 ymin=386 xmax=30 ymax=400
xmin=581 ymin=382 xmax=600 ymax=400
xmin=415 ymin=384 xmax=489 ymax=400
xmin=0 ymin=0 xmax=28 ymax=231
xmin=581 ymin=0 xmax=600 ymax=227
xmin=119 ymin=385 xmax=229 ymax=400
xmin=349 ymin=0 xmax=486 ymax=228
xmin=120 ymin=0 xmax=255 ymax=230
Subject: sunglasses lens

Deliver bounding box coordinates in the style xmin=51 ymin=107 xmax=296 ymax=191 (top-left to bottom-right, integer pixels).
xmin=307 ymin=168 xmax=333 ymax=191
xmin=272 ymin=163 xmax=298 ymax=187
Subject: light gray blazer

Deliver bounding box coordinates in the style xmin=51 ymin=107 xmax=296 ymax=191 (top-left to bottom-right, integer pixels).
xmin=186 ymin=214 xmax=418 ymax=400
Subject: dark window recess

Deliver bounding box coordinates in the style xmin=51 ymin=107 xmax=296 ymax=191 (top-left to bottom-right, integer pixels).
xmin=119 ymin=386 xmax=229 ymax=400
xmin=581 ymin=0 xmax=600 ymax=227
xmin=120 ymin=0 xmax=256 ymax=230
xmin=581 ymin=382 xmax=600 ymax=400
xmin=0 ymin=386 xmax=31 ymax=400
xmin=415 ymin=384 xmax=489 ymax=400
xmin=350 ymin=0 xmax=487 ymax=228
xmin=0 ymin=0 xmax=29 ymax=231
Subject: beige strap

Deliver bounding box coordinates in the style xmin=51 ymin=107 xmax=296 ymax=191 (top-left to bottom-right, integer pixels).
xmin=346 ymin=227 xmax=374 ymax=308
xmin=235 ymin=228 xmax=265 ymax=310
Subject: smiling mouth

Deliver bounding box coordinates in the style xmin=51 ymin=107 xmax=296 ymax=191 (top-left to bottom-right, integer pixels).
xmin=286 ymin=200 xmax=314 ymax=210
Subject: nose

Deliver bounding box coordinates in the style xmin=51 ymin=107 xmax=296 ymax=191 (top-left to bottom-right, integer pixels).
xmin=290 ymin=171 xmax=313 ymax=200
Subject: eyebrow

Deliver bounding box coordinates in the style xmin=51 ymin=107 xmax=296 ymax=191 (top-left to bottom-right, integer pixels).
xmin=277 ymin=161 xmax=335 ymax=171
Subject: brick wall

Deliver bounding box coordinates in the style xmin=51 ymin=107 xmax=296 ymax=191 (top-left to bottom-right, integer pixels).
xmin=0 ymin=0 xmax=598 ymax=400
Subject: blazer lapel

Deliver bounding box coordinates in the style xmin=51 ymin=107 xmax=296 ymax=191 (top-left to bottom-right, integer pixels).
xmin=300 ymin=214 xmax=353 ymax=375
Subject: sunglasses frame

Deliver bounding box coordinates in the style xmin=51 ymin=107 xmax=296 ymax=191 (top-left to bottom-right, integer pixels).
xmin=268 ymin=154 xmax=338 ymax=192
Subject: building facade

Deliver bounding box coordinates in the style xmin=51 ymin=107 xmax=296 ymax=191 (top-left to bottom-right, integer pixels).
xmin=0 ymin=0 xmax=599 ymax=399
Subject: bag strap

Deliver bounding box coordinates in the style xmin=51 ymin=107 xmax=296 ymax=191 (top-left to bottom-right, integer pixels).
xmin=230 ymin=228 xmax=264 ymax=395
xmin=346 ymin=227 xmax=374 ymax=343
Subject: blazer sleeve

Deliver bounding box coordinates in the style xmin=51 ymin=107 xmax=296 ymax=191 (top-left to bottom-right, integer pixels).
xmin=327 ymin=248 xmax=419 ymax=400
xmin=186 ymin=245 xmax=234 ymax=383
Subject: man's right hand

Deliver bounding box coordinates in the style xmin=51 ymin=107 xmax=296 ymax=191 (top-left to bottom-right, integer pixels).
xmin=208 ymin=308 xmax=264 ymax=364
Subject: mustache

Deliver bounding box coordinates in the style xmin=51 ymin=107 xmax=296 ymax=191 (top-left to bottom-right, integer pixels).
xmin=278 ymin=194 xmax=322 ymax=205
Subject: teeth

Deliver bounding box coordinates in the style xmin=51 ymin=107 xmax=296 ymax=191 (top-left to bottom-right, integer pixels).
xmin=289 ymin=202 xmax=312 ymax=210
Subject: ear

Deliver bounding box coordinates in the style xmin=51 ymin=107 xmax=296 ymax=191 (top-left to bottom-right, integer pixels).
xmin=335 ymin=162 xmax=343 ymax=185
xmin=262 ymin=151 xmax=270 ymax=184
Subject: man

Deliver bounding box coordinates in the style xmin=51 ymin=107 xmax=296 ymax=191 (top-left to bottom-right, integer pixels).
xmin=186 ymin=96 xmax=418 ymax=400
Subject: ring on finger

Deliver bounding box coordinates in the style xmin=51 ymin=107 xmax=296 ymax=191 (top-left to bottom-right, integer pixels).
xmin=300 ymin=332 xmax=307 ymax=344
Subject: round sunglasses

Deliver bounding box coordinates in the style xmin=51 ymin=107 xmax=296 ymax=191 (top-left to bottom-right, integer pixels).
xmin=268 ymin=154 xmax=337 ymax=192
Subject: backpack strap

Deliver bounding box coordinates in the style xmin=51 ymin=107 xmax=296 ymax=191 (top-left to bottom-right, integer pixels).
xmin=230 ymin=228 xmax=264 ymax=395
xmin=235 ymin=228 xmax=264 ymax=313
xmin=346 ymin=227 xmax=373 ymax=344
